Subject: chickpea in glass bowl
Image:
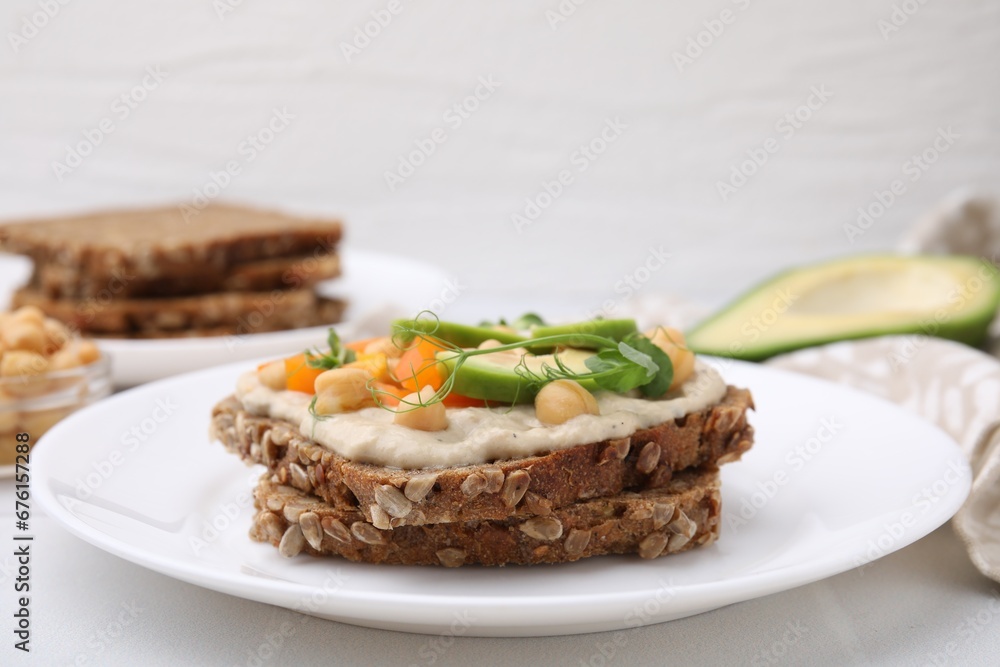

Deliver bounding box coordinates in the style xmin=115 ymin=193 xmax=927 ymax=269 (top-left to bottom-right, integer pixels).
xmin=0 ymin=307 xmax=112 ymax=465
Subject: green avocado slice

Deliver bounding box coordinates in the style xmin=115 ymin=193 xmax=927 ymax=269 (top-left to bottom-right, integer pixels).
xmin=393 ymin=319 xmax=526 ymax=348
xmin=527 ymin=319 xmax=638 ymax=353
xmin=437 ymin=348 xmax=596 ymax=404
xmin=686 ymin=255 xmax=1000 ymax=361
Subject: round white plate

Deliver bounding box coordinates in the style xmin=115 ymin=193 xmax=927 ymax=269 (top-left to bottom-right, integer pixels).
xmin=0 ymin=249 xmax=449 ymax=387
xmin=30 ymin=358 xmax=970 ymax=637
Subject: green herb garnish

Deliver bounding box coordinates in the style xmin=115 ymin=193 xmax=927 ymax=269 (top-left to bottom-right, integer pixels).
xmin=305 ymin=328 xmax=356 ymax=370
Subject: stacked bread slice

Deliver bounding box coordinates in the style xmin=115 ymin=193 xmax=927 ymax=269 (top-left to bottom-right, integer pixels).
xmin=210 ymin=385 xmax=754 ymax=566
xmin=0 ymin=204 xmax=345 ymax=338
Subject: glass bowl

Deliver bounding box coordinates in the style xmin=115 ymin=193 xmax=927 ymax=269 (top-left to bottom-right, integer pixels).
xmin=0 ymin=355 xmax=112 ymax=466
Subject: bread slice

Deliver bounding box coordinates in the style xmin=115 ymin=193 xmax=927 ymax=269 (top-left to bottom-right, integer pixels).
xmin=13 ymin=287 xmax=346 ymax=336
xmin=29 ymin=252 xmax=341 ymax=299
xmin=250 ymin=468 xmax=721 ymax=565
xmin=0 ymin=204 xmax=342 ymax=287
xmin=211 ymin=386 xmax=753 ymax=527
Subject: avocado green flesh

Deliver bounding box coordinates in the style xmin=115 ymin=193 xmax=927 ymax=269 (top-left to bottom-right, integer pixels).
xmin=438 ymin=348 xmax=595 ymax=404
xmin=527 ymin=319 xmax=638 ymax=352
xmin=686 ymin=255 xmax=1000 ymax=361
xmin=393 ymin=319 xmax=526 ymax=348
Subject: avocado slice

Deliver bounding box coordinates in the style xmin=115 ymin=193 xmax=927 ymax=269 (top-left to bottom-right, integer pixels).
xmin=393 ymin=319 xmax=526 ymax=348
xmin=686 ymin=255 xmax=1000 ymax=361
xmin=527 ymin=319 xmax=638 ymax=352
xmin=438 ymin=348 xmax=595 ymax=404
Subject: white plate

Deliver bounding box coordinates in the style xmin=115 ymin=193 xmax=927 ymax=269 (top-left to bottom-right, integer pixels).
xmin=30 ymin=359 xmax=970 ymax=637
xmin=0 ymin=249 xmax=449 ymax=387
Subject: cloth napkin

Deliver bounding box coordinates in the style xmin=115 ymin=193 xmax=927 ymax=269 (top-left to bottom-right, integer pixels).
xmin=623 ymin=190 xmax=1000 ymax=583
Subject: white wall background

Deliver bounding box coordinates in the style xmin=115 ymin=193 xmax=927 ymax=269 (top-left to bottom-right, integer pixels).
xmin=1 ymin=0 xmax=998 ymax=312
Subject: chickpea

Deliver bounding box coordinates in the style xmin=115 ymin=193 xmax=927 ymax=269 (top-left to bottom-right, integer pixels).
xmin=363 ymin=336 xmax=405 ymax=359
xmin=394 ymin=385 xmax=448 ymax=432
xmin=74 ymin=340 xmax=101 ymax=365
xmin=1 ymin=350 xmax=49 ymax=378
xmin=646 ymin=327 xmax=696 ymax=391
xmin=1 ymin=351 xmax=50 ymax=397
xmin=535 ymin=380 xmax=599 ymax=425
xmin=2 ymin=321 xmax=46 ymax=354
xmin=478 ymin=339 xmax=503 ymax=349
xmin=48 ymin=347 xmax=81 ymax=372
xmin=257 ymin=360 xmax=287 ymax=391
xmin=42 ymin=318 xmax=72 ymax=355
xmin=11 ymin=306 xmax=45 ymax=327
xmin=313 ymin=367 xmax=376 ymax=415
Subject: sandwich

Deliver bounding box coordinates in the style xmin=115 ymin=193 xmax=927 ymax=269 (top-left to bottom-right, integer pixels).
xmin=210 ymin=315 xmax=754 ymax=566
xmin=0 ymin=204 xmax=344 ymax=338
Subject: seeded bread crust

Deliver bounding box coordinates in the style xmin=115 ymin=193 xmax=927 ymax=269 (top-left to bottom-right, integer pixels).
xmin=29 ymin=252 xmax=341 ymax=299
xmin=0 ymin=204 xmax=342 ymax=285
xmin=250 ymin=468 xmax=721 ymax=566
xmin=13 ymin=288 xmax=346 ymax=336
xmin=92 ymin=299 xmax=346 ymax=339
xmin=211 ymin=386 xmax=753 ymax=527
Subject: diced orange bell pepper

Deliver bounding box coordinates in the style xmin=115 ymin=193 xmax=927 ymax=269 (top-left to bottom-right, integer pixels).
xmin=284 ymin=353 xmax=325 ymax=394
xmin=371 ymin=381 xmax=408 ymax=408
xmin=441 ymin=392 xmax=489 ymax=408
xmin=394 ymin=338 xmax=449 ymax=392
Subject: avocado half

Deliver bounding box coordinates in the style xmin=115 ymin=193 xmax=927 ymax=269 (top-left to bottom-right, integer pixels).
xmin=686 ymin=255 xmax=1000 ymax=361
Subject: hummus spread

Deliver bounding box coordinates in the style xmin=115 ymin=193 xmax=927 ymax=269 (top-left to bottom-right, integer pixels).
xmin=236 ymin=362 xmax=728 ymax=469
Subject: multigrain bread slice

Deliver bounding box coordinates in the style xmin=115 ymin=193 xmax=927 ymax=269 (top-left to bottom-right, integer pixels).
xmin=93 ymin=300 xmax=347 ymax=339
xmin=0 ymin=204 xmax=342 ymax=288
xmin=13 ymin=287 xmax=346 ymax=336
xmin=250 ymin=468 xmax=721 ymax=565
xmin=211 ymin=386 xmax=753 ymax=527
xmin=29 ymin=252 xmax=341 ymax=299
